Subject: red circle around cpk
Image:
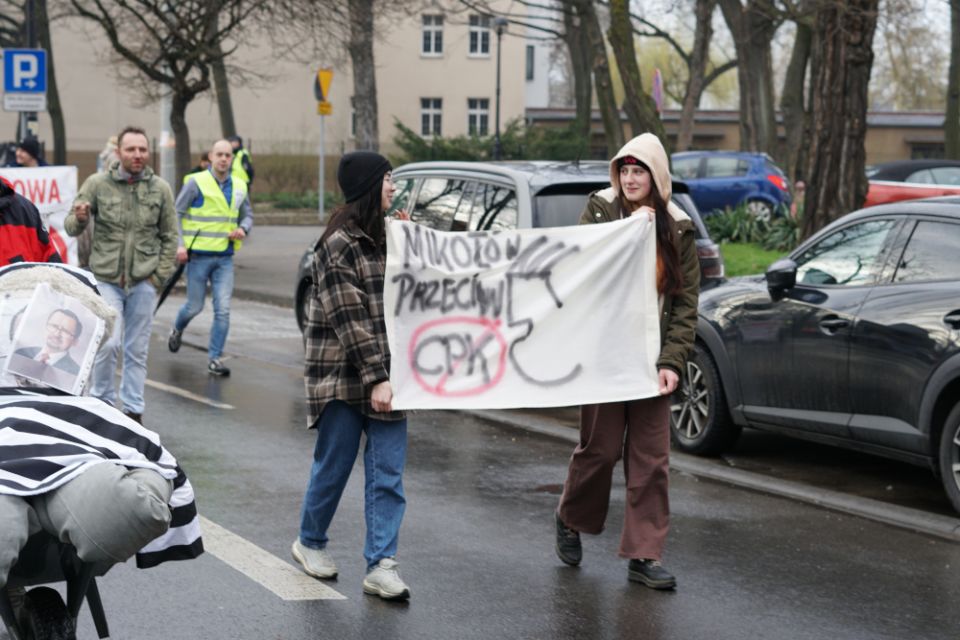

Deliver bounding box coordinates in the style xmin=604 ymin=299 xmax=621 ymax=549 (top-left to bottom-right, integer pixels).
xmin=407 ymin=316 xmax=507 ymax=397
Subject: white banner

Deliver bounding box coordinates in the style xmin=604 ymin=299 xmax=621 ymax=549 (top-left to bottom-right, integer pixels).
xmin=0 ymin=166 xmax=78 ymax=265
xmin=385 ymin=216 xmax=661 ymax=410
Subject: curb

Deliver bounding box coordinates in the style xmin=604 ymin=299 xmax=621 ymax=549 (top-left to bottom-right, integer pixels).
xmin=232 ymin=287 xmax=294 ymax=309
xmin=461 ymin=409 xmax=960 ymax=543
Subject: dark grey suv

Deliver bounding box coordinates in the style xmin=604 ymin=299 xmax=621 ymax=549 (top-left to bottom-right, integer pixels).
xmin=295 ymin=161 xmax=725 ymax=330
xmin=670 ymin=197 xmax=960 ymax=512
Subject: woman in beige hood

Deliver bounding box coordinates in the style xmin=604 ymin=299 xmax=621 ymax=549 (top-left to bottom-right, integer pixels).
xmin=554 ymin=133 xmax=700 ymax=590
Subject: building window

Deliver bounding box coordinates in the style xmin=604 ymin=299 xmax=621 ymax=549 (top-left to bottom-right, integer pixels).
xmin=422 ymin=15 xmax=443 ymax=55
xmin=467 ymin=98 xmax=489 ymax=136
xmin=469 ymin=15 xmax=491 ymax=56
xmin=525 ymin=45 xmax=534 ymax=81
xmin=421 ymin=98 xmax=442 ymax=136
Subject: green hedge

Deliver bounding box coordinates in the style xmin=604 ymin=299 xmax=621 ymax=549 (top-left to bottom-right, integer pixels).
xmin=389 ymin=118 xmax=592 ymax=165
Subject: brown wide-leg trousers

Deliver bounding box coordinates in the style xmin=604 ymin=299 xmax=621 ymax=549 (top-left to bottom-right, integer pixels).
xmin=557 ymin=395 xmax=671 ymax=560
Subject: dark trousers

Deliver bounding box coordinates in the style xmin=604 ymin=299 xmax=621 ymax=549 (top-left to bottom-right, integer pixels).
xmin=558 ymin=395 xmax=671 ymax=560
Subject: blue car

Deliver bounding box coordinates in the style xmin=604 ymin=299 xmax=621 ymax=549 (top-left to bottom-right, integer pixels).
xmin=671 ymin=151 xmax=791 ymax=220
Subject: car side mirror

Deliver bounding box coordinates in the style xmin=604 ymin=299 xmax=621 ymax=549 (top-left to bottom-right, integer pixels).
xmin=765 ymin=258 xmax=797 ymax=297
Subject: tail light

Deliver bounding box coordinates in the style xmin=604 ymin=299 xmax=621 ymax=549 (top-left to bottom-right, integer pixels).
xmin=697 ymin=244 xmax=725 ymax=279
xmin=767 ymin=174 xmax=788 ymax=191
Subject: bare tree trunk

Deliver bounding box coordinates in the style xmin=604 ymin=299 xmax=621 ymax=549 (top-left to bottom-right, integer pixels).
xmin=348 ymin=0 xmax=379 ymax=151
xmin=719 ymin=0 xmax=779 ymax=157
xmin=574 ymin=0 xmax=623 ymax=156
xmin=607 ymin=0 xmax=667 ymax=143
xmin=561 ymin=0 xmax=593 ymax=142
xmin=677 ymin=0 xmax=717 ymax=151
xmin=780 ymin=7 xmax=813 ymax=182
xmin=212 ymin=43 xmax=237 ymax=139
xmin=170 ymin=92 xmax=192 ymax=186
xmin=801 ymin=0 xmax=879 ymax=239
xmin=37 ymin=0 xmax=66 ymax=164
xmin=202 ymin=9 xmax=236 ymax=140
xmin=946 ymin=0 xmax=960 ymax=158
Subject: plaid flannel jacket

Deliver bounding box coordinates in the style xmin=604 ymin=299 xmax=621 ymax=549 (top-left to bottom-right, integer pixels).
xmin=303 ymin=222 xmax=404 ymax=427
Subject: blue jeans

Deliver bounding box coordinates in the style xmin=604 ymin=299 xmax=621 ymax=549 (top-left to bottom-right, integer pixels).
xmin=299 ymin=400 xmax=408 ymax=570
xmin=173 ymin=254 xmax=234 ymax=360
xmin=91 ymin=280 xmax=156 ymax=414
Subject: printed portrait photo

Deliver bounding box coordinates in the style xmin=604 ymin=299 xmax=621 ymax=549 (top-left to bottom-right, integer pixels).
xmin=3 ymin=283 xmax=104 ymax=395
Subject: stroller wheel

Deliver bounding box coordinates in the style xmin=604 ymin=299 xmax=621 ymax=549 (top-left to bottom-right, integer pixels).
xmin=18 ymin=587 xmax=76 ymax=640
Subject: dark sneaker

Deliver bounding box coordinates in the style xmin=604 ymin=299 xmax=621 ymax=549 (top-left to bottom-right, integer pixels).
xmin=555 ymin=511 xmax=582 ymax=566
xmin=628 ymin=559 xmax=676 ymax=590
xmin=208 ymin=358 xmax=231 ymax=376
xmin=123 ymin=411 xmax=142 ymax=424
xmin=168 ymin=328 xmax=182 ymax=353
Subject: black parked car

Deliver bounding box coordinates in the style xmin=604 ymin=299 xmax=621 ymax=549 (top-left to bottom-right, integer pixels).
xmin=669 ymin=197 xmax=960 ymax=512
xmin=295 ymin=161 xmax=725 ymax=331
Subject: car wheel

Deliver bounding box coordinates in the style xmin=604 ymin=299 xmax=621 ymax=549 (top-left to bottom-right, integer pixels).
xmin=938 ymin=402 xmax=960 ymax=514
xmin=295 ymin=278 xmax=314 ymax=334
xmin=745 ymin=199 xmax=774 ymax=222
xmin=670 ymin=343 xmax=741 ymax=456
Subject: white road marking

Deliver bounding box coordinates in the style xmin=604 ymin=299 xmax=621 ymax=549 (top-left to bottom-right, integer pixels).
xmin=199 ymin=516 xmax=347 ymax=601
xmin=144 ymin=379 xmax=235 ymax=410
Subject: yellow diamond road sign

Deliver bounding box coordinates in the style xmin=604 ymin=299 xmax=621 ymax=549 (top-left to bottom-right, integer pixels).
xmin=314 ymin=68 xmax=333 ymax=102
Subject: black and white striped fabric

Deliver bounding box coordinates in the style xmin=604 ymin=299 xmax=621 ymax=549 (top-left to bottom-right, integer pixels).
xmin=0 ymin=387 xmax=203 ymax=568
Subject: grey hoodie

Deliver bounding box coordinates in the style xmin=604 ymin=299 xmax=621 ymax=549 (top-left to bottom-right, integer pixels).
xmin=594 ymin=133 xmax=690 ymax=225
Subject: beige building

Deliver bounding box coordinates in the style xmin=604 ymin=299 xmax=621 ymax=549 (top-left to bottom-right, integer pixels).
xmin=527 ymin=108 xmax=951 ymax=165
xmin=0 ymin=1 xmax=532 ymax=178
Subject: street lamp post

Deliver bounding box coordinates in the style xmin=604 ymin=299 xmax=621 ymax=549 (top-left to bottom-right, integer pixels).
xmin=493 ymin=17 xmax=508 ymax=161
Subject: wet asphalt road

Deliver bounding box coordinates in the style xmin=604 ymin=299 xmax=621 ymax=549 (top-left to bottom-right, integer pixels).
xmin=40 ymin=297 xmax=956 ymax=639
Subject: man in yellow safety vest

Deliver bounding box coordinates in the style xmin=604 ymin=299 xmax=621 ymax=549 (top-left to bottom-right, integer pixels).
xmin=167 ymin=139 xmax=253 ymax=376
xmin=227 ymin=135 xmax=254 ymax=187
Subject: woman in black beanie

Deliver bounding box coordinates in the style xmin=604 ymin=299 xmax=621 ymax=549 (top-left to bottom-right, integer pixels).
xmin=293 ymin=151 xmax=414 ymax=601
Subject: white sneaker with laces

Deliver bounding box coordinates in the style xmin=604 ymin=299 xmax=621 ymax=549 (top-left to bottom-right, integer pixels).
xmin=362 ymin=558 xmax=410 ymax=600
xmin=291 ymin=539 xmax=338 ymax=579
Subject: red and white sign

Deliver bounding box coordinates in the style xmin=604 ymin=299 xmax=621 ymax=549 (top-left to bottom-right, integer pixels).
xmin=0 ymin=166 xmax=78 ymax=265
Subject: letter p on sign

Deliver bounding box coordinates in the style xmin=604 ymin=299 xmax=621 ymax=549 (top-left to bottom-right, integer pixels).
xmin=13 ymin=54 xmax=38 ymax=89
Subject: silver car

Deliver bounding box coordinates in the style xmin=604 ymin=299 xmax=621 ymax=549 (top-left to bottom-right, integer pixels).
xmin=294 ymin=161 xmax=724 ymax=331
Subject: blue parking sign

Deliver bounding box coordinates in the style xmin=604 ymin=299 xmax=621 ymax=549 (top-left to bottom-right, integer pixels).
xmin=2 ymin=48 xmax=47 ymax=112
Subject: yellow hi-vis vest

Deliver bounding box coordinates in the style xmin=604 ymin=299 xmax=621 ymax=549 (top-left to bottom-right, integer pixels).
xmin=231 ymin=149 xmax=251 ymax=185
xmin=182 ymin=170 xmax=247 ymax=253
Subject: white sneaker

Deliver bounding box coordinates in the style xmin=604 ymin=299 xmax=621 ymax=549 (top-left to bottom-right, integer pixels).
xmin=362 ymin=558 xmax=410 ymax=600
xmin=291 ymin=539 xmax=338 ymax=579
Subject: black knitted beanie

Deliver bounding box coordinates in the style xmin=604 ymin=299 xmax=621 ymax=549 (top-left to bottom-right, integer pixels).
xmin=337 ymin=151 xmax=391 ymax=204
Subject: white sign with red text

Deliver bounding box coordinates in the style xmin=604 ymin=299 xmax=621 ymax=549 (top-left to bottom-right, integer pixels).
xmin=0 ymin=166 xmax=77 ymax=265
xmin=385 ymin=216 xmax=662 ymax=410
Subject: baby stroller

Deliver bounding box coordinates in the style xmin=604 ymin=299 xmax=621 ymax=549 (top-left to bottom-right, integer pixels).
xmin=0 ymin=534 xmax=110 ymax=639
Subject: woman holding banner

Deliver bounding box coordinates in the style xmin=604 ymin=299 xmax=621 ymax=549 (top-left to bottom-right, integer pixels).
xmin=293 ymin=151 xmax=412 ymax=601
xmin=554 ymin=133 xmax=700 ymax=590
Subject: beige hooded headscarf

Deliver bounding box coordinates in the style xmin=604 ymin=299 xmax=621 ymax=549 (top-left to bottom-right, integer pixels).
xmin=598 ymin=133 xmax=690 ymax=223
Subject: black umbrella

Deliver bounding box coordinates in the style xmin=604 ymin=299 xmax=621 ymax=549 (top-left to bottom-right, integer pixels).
xmin=155 ymin=230 xmax=200 ymax=314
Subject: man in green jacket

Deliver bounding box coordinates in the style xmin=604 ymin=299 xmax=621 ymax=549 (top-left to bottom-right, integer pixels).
xmin=64 ymin=126 xmax=178 ymax=423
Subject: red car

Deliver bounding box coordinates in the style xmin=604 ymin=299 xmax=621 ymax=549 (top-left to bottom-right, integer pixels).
xmin=865 ymin=159 xmax=960 ymax=206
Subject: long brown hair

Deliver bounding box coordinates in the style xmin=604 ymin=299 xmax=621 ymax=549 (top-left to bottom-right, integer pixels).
xmin=320 ymin=176 xmax=386 ymax=249
xmin=618 ymin=178 xmax=683 ymax=296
